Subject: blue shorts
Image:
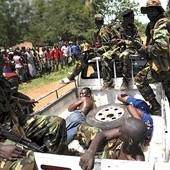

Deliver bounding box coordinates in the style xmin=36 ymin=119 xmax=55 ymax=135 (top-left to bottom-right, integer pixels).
xmin=126 ymin=97 xmax=153 ymax=141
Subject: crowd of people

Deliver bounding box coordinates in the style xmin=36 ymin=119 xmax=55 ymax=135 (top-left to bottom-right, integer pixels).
xmin=0 ymin=0 xmax=170 ymax=169
xmin=0 ymin=41 xmax=90 ymax=85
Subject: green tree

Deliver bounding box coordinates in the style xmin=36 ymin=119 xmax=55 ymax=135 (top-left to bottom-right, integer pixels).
xmin=29 ymin=0 xmax=141 ymax=45
xmin=0 ymin=0 xmax=145 ymax=47
xmin=84 ymin=0 xmax=139 ymax=23
xmin=165 ymin=0 xmax=170 ymax=16
xmin=0 ymin=0 xmax=32 ymax=47
xmin=29 ymin=0 xmax=96 ymax=45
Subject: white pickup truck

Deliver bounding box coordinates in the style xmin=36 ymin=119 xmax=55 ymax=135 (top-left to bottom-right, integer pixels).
xmin=32 ymin=56 xmax=170 ymax=170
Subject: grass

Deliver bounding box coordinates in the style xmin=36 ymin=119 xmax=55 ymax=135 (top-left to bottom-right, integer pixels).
xmin=18 ymin=65 xmax=75 ymax=93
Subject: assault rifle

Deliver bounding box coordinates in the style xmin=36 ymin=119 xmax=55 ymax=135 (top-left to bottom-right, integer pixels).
xmin=0 ymin=124 xmax=43 ymax=152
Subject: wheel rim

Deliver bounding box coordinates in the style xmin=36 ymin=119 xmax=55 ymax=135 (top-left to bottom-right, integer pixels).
xmin=95 ymin=105 xmax=125 ymax=122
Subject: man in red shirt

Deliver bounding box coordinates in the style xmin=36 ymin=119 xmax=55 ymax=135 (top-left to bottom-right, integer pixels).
xmin=52 ymin=45 xmax=61 ymax=71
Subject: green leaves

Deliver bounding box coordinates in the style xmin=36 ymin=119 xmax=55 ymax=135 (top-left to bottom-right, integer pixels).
xmin=0 ymin=0 xmax=31 ymax=47
xmin=0 ymin=0 xmax=168 ymax=47
xmin=165 ymin=0 xmax=170 ymax=17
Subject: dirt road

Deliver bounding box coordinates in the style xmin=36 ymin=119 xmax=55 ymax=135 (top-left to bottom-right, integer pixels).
xmin=23 ymin=81 xmax=76 ymax=111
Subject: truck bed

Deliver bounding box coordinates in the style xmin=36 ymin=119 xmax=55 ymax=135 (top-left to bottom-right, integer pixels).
xmin=33 ymin=57 xmax=170 ymax=169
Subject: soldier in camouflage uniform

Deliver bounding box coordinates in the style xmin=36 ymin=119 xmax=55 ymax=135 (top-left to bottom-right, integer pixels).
xmin=98 ymin=10 xmax=142 ymax=91
xmin=94 ymin=14 xmax=119 ymax=91
xmin=135 ymin=0 xmax=170 ymax=115
xmin=0 ymin=56 xmax=68 ymax=169
xmin=59 ymin=13 xmax=117 ymax=86
xmin=114 ymin=9 xmax=142 ymax=90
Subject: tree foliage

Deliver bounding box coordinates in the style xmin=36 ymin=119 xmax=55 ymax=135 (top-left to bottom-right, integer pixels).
xmin=165 ymin=0 xmax=170 ymax=17
xmin=28 ymin=0 xmax=97 ymax=45
xmin=99 ymin=0 xmax=140 ymax=23
xmin=0 ymin=0 xmax=32 ymax=47
xmin=0 ymin=0 xmax=168 ymax=47
xmin=29 ymin=0 xmax=141 ymax=45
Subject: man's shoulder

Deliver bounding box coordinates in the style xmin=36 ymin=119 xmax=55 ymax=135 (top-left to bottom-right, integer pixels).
xmin=153 ymin=17 xmax=170 ymax=35
xmin=158 ymin=17 xmax=170 ymax=22
xmin=98 ymin=25 xmax=112 ymax=35
xmin=155 ymin=17 xmax=170 ymax=28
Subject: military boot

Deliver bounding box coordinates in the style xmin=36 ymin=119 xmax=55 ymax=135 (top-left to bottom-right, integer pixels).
xmin=120 ymin=79 xmax=129 ymax=91
xmin=149 ymin=98 xmax=161 ymax=116
xmin=100 ymin=82 xmax=115 ymax=91
xmin=59 ymin=77 xmax=71 ymax=84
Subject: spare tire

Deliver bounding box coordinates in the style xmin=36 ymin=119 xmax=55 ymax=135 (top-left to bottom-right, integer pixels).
xmin=85 ymin=104 xmax=130 ymax=130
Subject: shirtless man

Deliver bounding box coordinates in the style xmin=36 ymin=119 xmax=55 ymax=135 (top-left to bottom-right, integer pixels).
xmin=66 ymin=87 xmax=97 ymax=144
xmin=79 ymin=117 xmax=147 ymax=170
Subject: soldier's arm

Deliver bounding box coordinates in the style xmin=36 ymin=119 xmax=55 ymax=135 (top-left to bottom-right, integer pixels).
xmin=123 ymin=26 xmax=143 ymax=50
xmin=133 ymin=30 xmax=143 ymax=50
xmin=146 ymin=20 xmax=169 ymax=58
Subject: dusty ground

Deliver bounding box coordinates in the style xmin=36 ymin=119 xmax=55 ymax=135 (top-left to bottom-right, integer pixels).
xmin=23 ymin=81 xmax=76 ymax=111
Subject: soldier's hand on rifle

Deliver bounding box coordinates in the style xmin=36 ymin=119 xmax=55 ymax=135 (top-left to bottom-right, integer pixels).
xmin=138 ymin=45 xmax=148 ymax=59
xmin=139 ymin=44 xmax=147 ymax=51
xmin=0 ymin=144 xmax=26 ymax=161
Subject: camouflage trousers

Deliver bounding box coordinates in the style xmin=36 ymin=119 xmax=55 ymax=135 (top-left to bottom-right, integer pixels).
xmin=77 ymin=123 xmax=123 ymax=159
xmin=0 ymin=140 xmax=35 ymax=170
xmin=22 ymin=115 xmax=68 ymax=154
xmin=67 ymin=52 xmax=96 ymax=80
xmin=101 ymin=49 xmax=115 ymax=86
xmin=135 ymin=65 xmax=170 ymax=101
xmin=119 ymin=48 xmax=136 ymax=82
xmin=68 ymin=61 xmax=87 ymax=80
xmin=101 ymin=46 xmax=136 ymax=86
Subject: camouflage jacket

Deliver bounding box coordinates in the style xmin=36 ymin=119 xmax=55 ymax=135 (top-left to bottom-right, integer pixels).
xmin=96 ymin=25 xmax=114 ymax=44
xmin=0 ymin=76 xmax=25 ymax=137
xmin=146 ymin=16 xmax=170 ymax=72
xmin=117 ymin=23 xmax=142 ymax=49
xmin=95 ymin=24 xmax=119 ymax=52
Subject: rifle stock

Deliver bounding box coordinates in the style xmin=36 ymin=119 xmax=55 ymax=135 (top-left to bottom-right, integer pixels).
xmin=0 ymin=125 xmax=43 ymax=152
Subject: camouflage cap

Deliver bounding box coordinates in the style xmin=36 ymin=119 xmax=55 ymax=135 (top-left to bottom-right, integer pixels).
xmin=94 ymin=14 xmax=104 ymax=21
xmin=141 ymin=0 xmax=165 ymax=14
